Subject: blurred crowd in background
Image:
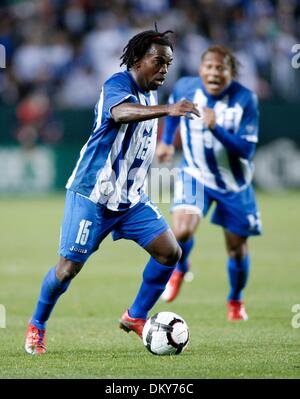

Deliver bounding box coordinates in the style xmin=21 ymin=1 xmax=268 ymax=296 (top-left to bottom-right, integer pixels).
xmin=0 ymin=0 xmax=299 ymax=146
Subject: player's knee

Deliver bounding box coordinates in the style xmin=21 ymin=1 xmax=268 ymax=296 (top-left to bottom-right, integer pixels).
xmin=175 ymin=229 xmax=194 ymax=242
xmin=56 ymin=258 xmax=84 ymax=283
xmin=158 ymin=244 xmax=182 ymax=266
xmin=228 ymin=243 xmax=248 ymax=260
xmin=174 ymin=226 xmax=194 ymax=242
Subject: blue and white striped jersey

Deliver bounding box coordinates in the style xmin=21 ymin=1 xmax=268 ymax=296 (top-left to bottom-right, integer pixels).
xmin=66 ymin=71 xmax=158 ymax=211
xmin=167 ymin=77 xmax=259 ymax=193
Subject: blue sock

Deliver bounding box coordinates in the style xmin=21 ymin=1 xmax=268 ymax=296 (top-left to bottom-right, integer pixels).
xmin=175 ymin=238 xmax=194 ymax=273
xmin=129 ymin=257 xmax=176 ymax=319
xmin=30 ymin=267 xmax=71 ymax=329
xmin=227 ymin=255 xmax=250 ymax=301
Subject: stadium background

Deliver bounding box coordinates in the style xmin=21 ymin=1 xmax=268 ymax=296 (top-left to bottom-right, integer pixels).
xmin=0 ymin=0 xmax=300 ymax=193
xmin=0 ymin=0 xmax=300 ymax=380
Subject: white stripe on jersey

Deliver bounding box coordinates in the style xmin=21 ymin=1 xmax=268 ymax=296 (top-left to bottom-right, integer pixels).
xmin=181 ymin=89 xmax=207 ymax=170
xmin=127 ymin=91 xmax=157 ymax=205
xmin=241 ymin=135 xmax=258 ymax=143
xmin=211 ymin=96 xmax=234 ymax=189
xmin=94 ymin=88 xmax=105 ymax=132
xmin=190 ymin=89 xmax=216 ymax=186
xmin=103 ymin=91 xmax=157 ymax=210
xmin=181 ymin=89 xmax=216 ymax=186
xmin=107 ymin=122 xmax=145 ymax=209
xmin=180 ymin=118 xmax=195 ymax=169
xmin=89 ymin=122 xmax=128 ymax=203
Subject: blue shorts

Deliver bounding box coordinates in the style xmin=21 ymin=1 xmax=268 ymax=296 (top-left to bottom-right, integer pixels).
xmin=59 ymin=190 xmax=169 ymax=263
xmin=172 ymin=171 xmax=262 ymax=237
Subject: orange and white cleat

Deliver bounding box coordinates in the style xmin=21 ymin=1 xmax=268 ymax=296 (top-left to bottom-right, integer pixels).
xmin=25 ymin=323 xmax=47 ymax=354
xmin=227 ymin=300 xmax=248 ymax=321
xmin=160 ymin=270 xmax=185 ymax=303
xmin=119 ymin=310 xmax=146 ymax=338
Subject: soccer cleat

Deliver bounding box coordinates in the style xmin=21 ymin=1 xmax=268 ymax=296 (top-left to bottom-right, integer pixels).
xmin=227 ymin=300 xmax=248 ymax=321
xmin=119 ymin=310 xmax=146 ymax=338
xmin=160 ymin=270 xmax=185 ymax=303
xmin=25 ymin=323 xmax=47 ymax=354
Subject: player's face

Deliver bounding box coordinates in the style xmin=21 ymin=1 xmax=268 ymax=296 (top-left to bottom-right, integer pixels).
xmin=137 ymin=44 xmax=173 ymax=91
xmin=199 ymin=52 xmax=233 ymax=96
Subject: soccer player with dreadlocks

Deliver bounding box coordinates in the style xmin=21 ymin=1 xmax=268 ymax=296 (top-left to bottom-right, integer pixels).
xmin=25 ymin=29 xmax=200 ymax=354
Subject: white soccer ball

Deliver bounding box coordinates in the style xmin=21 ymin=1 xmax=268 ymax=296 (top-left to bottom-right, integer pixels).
xmin=142 ymin=311 xmax=189 ymax=355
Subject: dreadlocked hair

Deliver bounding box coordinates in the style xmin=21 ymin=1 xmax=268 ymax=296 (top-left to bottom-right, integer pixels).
xmin=120 ymin=29 xmax=174 ymax=70
xmin=201 ymin=45 xmax=240 ymax=77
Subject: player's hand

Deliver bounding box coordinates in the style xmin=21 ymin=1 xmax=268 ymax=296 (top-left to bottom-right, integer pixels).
xmin=203 ymin=107 xmax=216 ymax=129
xmin=168 ymin=100 xmax=201 ymax=119
xmin=156 ymin=142 xmax=175 ymax=163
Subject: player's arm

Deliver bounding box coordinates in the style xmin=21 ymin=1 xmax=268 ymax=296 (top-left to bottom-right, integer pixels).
xmin=156 ymin=113 xmax=180 ymax=163
xmin=203 ymin=95 xmax=258 ymax=160
xmin=111 ymin=99 xmax=200 ymax=124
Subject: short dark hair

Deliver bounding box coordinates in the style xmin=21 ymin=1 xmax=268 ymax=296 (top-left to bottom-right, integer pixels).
xmin=120 ymin=29 xmax=173 ymax=70
xmin=201 ymin=45 xmax=239 ymax=77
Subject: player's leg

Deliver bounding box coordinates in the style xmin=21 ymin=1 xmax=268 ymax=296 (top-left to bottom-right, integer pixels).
xmin=120 ymin=229 xmax=181 ymax=337
xmin=25 ymin=258 xmax=86 ymax=356
xmin=29 ymin=257 xmax=84 ymax=329
xmin=210 ymin=185 xmax=262 ymax=320
xmin=116 ymin=200 xmax=181 ymax=337
xmin=25 ymin=257 xmax=85 ymax=355
xmin=225 ymin=230 xmax=249 ymax=301
xmin=25 ymin=190 xmax=107 ymax=354
xmin=131 ymin=228 xmax=181 ymax=312
xmin=161 ymin=209 xmax=200 ymax=302
xmin=224 ymin=230 xmax=250 ymax=320
xmin=173 ymin=208 xmax=200 ymax=272
xmin=172 ymin=170 xmax=203 ymax=274
xmin=161 ymin=170 xmax=210 ymax=302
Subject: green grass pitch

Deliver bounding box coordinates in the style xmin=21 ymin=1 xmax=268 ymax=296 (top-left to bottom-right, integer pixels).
xmin=0 ymin=191 xmax=300 ymax=379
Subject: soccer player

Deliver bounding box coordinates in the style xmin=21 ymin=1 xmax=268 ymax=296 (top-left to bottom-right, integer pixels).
xmin=25 ymin=29 xmax=200 ymax=354
xmin=157 ymin=45 xmax=262 ymax=320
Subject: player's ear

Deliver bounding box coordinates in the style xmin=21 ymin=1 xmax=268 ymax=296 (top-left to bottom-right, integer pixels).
xmin=134 ymin=60 xmax=142 ymax=70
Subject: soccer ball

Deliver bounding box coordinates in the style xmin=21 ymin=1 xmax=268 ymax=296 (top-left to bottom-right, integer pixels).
xmin=142 ymin=311 xmax=189 ymax=355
